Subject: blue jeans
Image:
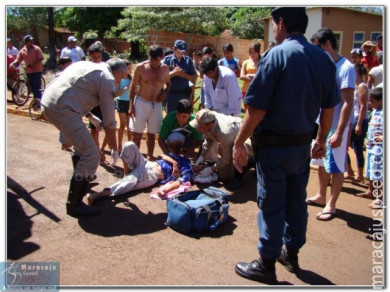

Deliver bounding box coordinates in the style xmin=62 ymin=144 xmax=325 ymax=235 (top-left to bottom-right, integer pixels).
xmin=255 ymin=144 xmax=310 ymax=259
xmin=27 ymin=72 xmax=43 ymax=99
xmin=347 ymin=118 xmax=369 ymax=168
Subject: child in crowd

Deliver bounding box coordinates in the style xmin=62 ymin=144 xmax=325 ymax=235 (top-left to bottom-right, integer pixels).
xmin=356 ymin=87 xmax=383 ymax=209
xmin=86 ymin=132 xmax=194 ymax=205
xmin=115 ymin=59 xmax=132 ymax=154
xmin=218 ymin=43 xmax=241 ymax=77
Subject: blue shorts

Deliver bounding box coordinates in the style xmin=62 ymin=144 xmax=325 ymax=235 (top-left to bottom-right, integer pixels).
xmin=117 ymin=99 xmax=130 ymax=114
xmin=311 ymin=127 xmax=349 ymax=173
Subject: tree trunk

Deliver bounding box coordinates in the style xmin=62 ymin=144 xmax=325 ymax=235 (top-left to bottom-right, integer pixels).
xmin=46 ymin=7 xmax=57 ymax=71
xmin=130 ymin=40 xmax=140 ymax=57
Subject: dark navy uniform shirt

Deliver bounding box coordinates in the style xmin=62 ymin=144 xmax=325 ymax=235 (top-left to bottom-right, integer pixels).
xmin=163 ymin=54 xmax=196 ymax=92
xmin=245 ymin=34 xmax=340 ymax=135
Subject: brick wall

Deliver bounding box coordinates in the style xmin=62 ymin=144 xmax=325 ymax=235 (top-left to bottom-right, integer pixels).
xmin=148 ymin=30 xmax=265 ymax=62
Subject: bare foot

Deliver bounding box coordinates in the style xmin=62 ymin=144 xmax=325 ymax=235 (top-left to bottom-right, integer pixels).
xmin=86 ymin=193 xmax=96 ymax=206
xmin=306 ymin=195 xmax=326 ymax=207
xmin=86 ymin=189 xmax=112 ymax=206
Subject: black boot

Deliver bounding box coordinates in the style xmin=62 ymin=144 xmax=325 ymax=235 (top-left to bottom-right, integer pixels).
xmin=71 ymin=152 xmax=80 ymax=170
xmin=235 ymin=257 xmax=277 ymax=284
xmin=66 ymin=175 xmax=100 ymax=217
xmin=277 ymin=246 xmax=300 ymax=273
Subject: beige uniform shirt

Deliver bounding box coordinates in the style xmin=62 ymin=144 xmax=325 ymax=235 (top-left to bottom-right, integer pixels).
xmin=41 ymin=61 xmax=117 ymax=130
xmin=200 ymin=112 xmax=252 ymax=171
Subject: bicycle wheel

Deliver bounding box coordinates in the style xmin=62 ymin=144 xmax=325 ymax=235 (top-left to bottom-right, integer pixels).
xmin=12 ymin=80 xmax=30 ymax=106
xmin=7 ymin=76 xmax=18 ymax=102
xmin=29 ymin=98 xmax=43 ymax=120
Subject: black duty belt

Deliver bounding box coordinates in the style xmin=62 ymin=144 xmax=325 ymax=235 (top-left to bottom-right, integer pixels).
xmin=251 ymin=131 xmax=313 ymax=148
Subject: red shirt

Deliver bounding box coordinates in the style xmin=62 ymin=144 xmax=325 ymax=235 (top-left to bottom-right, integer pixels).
xmin=361 ymin=54 xmax=379 ymax=71
xmin=15 ymin=45 xmax=44 ymax=74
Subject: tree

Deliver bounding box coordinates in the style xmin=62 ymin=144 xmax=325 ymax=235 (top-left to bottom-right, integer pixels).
xmin=46 ymin=7 xmax=57 ymax=70
xmin=112 ymin=7 xmax=228 ymax=57
xmin=7 ymin=7 xmax=48 ymax=46
xmin=228 ymin=7 xmax=273 ymax=40
xmin=55 ymin=7 xmax=124 ymax=38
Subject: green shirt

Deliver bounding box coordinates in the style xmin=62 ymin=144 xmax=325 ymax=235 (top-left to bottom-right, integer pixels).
xmin=159 ymin=111 xmax=202 ymax=141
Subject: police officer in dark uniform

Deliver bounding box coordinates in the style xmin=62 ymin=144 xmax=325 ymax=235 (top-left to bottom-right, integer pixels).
xmin=232 ymin=7 xmax=340 ymax=284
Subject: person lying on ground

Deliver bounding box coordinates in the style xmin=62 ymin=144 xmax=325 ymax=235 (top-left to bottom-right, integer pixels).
xmin=86 ymin=132 xmax=195 ymax=205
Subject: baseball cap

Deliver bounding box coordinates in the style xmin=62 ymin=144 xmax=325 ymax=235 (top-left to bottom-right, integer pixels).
xmin=189 ymin=109 xmax=216 ymax=128
xmin=174 ymin=40 xmax=187 ymax=52
xmin=350 ymin=48 xmax=362 ymax=56
xmin=271 ymin=7 xmax=306 ymax=17
xmin=7 ymin=38 xmax=12 ymax=43
xmin=23 ymin=35 xmax=34 ymax=43
xmin=166 ymin=132 xmax=186 ymax=145
xmin=68 ymin=36 xmax=77 ymax=42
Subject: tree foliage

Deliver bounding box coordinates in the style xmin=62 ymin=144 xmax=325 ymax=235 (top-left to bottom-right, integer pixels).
xmin=7 ymin=7 xmax=48 ymax=43
xmin=55 ymin=7 xmax=124 ymax=38
xmin=113 ymin=7 xmax=228 ymax=44
xmin=228 ymin=7 xmax=273 ymax=40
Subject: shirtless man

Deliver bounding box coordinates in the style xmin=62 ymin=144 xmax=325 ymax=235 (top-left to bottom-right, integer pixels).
xmin=129 ymin=45 xmax=171 ymax=160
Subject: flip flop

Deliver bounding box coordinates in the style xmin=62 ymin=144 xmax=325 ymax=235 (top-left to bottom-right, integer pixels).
xmin=355 ymin=192 xmax=375 ymax=200
xmin=316 ymin=211 xmax=336 ymax=221
xmin=344 ymin=174 xmax=355 ymax=180
xmin=306 ymin=199 xmax=325 ymax=207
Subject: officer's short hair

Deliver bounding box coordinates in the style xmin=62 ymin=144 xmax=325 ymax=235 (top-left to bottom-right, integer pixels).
xmin=271 ymin=7 xmax=308 ymax=34
xmin=199 ymin=57 xmax=218 ymax=74
xmin=176 ymin=99 xmax=192 ymax=114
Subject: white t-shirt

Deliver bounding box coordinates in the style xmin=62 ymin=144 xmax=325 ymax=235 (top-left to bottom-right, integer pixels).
xmin=60 ymin=46 xmax=86 ymax=63
xmin=369 ymin=64 xmax=383 ymax=88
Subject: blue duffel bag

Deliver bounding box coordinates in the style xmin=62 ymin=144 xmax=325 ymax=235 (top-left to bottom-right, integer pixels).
xmin=166 ymin=186 xmax=229 ymax=234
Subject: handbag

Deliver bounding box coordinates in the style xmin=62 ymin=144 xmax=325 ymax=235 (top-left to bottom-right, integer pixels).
xmin=166 ymin=186 xmax=229 ymax=234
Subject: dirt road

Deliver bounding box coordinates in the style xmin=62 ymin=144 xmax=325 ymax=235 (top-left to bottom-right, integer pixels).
xmin=6 ymin=113 xmax=383 ymax=288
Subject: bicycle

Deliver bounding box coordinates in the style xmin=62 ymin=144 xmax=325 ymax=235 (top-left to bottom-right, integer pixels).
xmin=28 ymin=98 xmax=43 ymax=120
xmin=7 ymin=67 xmax=46 ymax=106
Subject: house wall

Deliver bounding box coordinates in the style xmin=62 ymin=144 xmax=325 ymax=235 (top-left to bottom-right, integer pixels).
xmin=148 ymin=30 xmax=265 ymax=63
xmin=321 ymin=7 xmax=383 ymax=57
xmin=263 ymin=7 xmax=382 ymax=57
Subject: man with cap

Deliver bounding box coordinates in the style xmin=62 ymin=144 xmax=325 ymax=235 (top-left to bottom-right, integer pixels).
xmin=232 ymin=7 xmax=339 ymax=283
xmin=7 ymin=38 xmax=19 ymax=57
xmin=60 ymin=35 xmax=86 ymax=63
xmin=10 ymin=35 xmax=45 ymax=100
xmin=163 ymin=39 xmax=198 ymax=113
xmin=41 ymin=58 xmax=127 ymax=217
xmin=190 ymin=109 xmax=253 ymax=189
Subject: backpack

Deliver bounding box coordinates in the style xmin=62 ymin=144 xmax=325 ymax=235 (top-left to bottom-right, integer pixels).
xmin=166 ymin=186 xmax=229 ymax=234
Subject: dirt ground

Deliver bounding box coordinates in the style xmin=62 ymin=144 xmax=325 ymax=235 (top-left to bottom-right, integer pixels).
xmin=5 ymin=111 xmax=384 ymax=289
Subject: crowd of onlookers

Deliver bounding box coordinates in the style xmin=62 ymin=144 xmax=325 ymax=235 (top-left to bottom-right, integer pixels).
xmin=7 ymin=31 xmax=383 ymax=215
